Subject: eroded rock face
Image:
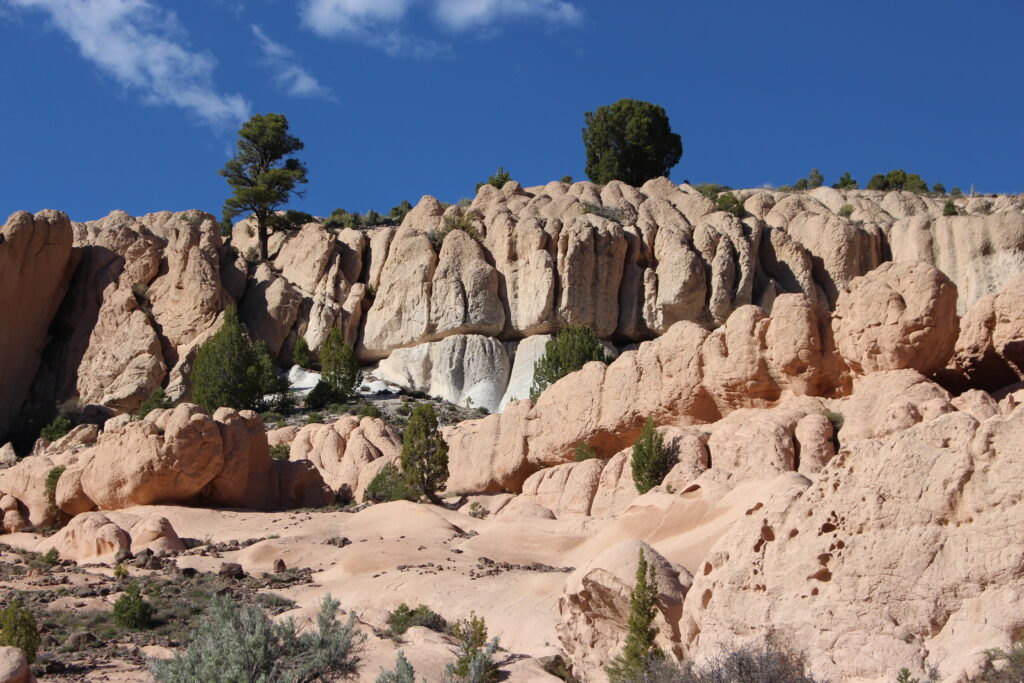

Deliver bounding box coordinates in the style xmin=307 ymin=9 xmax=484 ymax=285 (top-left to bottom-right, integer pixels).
xmin=681 ymin=409 xmax=1024 ymax=682
xmin=832 ymin=261 xmax=958 ymax=376
xmin=375 ymin=335 xmax=511 ymax=413
xmin=0 ymin=404 xmax=331 ymax=526
xmin=952 ymin=272 xmax=1024 ymax=391
xmin=558 ymin=539 xmax=692 ymax=682
xmin=289 ymin=416 xmax=402 ymax=502
xmin=0 ymin=210 xmax=75 ymax=443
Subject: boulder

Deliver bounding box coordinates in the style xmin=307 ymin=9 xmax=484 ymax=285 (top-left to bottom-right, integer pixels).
xmin=832 ymin=261 xmax=958 ymax=376
xmin=0 ymin=210 xmax=75 ymax=443
xmin=43 ymin=512 xmax=131 ymax=562
xmin=0 ymin=646 xmax=33 ymax=683
xmin=518 ymin=458 xmax=605 ymax=517
xmin=952 ymin=272 xmax=1024 ymax=390
xmin=558 ymin=539 xmax=691 ymax=682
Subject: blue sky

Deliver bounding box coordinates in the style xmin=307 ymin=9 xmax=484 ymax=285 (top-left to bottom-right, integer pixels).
xmin=2 ymin=0 xmax=1022 ymax=222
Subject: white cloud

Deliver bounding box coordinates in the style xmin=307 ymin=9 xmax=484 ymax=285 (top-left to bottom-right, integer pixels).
xmin=433 ymin=0 xmax=581 ymax=31
xmin=7 ymin=0 xmax=249 ymax=126
xmin=251 ymin=24 xmax=333 ymax=99
xmin=300 ymin=0 xmax=580 ymax=55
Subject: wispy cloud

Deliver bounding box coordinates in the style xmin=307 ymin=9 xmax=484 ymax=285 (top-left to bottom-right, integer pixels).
xmin=300 ymin=0 xmax=580 ymax=56
xmin=251 ymin=24 xmax=334 ymax=99
xmin=7 ymin=0 xmax=249 ymax=126
xmin=433 ymin=0 xmax=581 ymax=31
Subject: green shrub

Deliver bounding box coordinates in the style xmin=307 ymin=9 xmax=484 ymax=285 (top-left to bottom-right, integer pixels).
xmin=0 ymin=596 xmax=41 ymax=663
xmin=401 ymin=404 xmax=449 ymax=505
xmin=261 ymin=411 xmax=286 ymax=428
xmin=943 ymin=200 xmax=958 ymax=217
xmin=40 ymin=415 xmax=72 ymax=442
xmin=151 ymin=594 xmax=361 ymax=683
xmin=581 ymin=203 xmax=627 ymax=222
xmin=305 ymin=380 xmax=336 ymax=410
xmin=45 ymin=465 xmax=66 ymax=505
xmin=574 ymin=442 xmax=598 ymax=462
xmin=838 ymin=204 xmax=854 ymax=218
xmin=269 ymin=443 xmax=290 ymax=460
xmin=866 ymin=169 xmax=929 ymax=193
xmin=41 ymin=547 xmax=60 ymax=566
xmin=971 ymin=640 xmax=1024 ymax=682
xmin=560 ymin=175 xmax=574 ymax=184
xmin=387 ymin=604 xmax=447 ymax=637
xmin=307 ymin=412 xmax=324 ymax=424
xmin=377 ymin=650 xmax=416 ymax=683
xmin=716 ymin=192 xmax=745 ymax=218
xmin=583 ymin=99 xmax=682 ymax=186
xmin=530 ymin=326 xmax=608 ymax=401
xmin=807 ymin=168 xmax=824 ymax=189
xmin=932 ymin=182 xmax=947 ymax=194
xmin=641 ymin=641 xmax=825 ymax=682
xmin=320 ymin=329 xmax=362 ymax=404
xmin=191 ymin=306 xmax=283 ymax=413
xmin=388 ymin=200 xmax=413 ymax=225
xmin=605 ymin=548 xmax=662 ymax=683
xmin=355 ymin=403 xmax=383 ymax=419
xmin=824 ymin=410 xmax=844 ymax=451
xmin=292 ymin=337 xmax=311 ymax=369
xmin=475 ymin=166 xmax=512 ymax=192
xmin=113 ymin=581 xmax=154 ymax=630
xmin=950 ymin=187 xmax=964 ymax=197
xmin=631 ymin=418 xmax=670 ymax=494
xmin=832 ymin=172 xmax=858 ymax=190
xmin=696 ymin=183 xmax=730 ymax=200
xmin=467 ymin=502 xmax=489 ymax=519
xmin=430 ymin=213 xmax=481 ymax=247
xmin=364 ymin=463 xmax=417 ymax=503
xmin=276 ymin=210 xmax=314 ymax=231
xmin=137 ymin=387 xmax=172 ymax=419
xmin=444 ymin=613 xmax=500 ymax=683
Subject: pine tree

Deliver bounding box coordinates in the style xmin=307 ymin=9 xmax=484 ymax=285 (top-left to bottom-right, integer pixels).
xmin=320 ymin=329 xmax=362 ymax=403
xmin=401 ymin=403 xmax=449 ymax=505
xmin=292 ymin=336 xmax=311 ymax=369
xmin=530 ymin=326 xmax=607 ymax=401
xmin=583 ymin=99 xmax=683 ymax=186
xmin=605 ymin=548 xmax=663 ymax=682
xmin=632 ymin=417 xmax=670 ymax=494
xmin=191 ymin=306 xmax=282 ymax=413
xmin=220 ymin=113 xmax=307 ymax=261
xmin=0 ymin=597 xmax=40 ymax=664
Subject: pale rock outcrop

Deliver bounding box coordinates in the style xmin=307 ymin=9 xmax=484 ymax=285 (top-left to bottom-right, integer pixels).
xmin=682 ymin=409 xmax=1024 ymax=682
xmin=289 ymin=416 xmax=401 ymax=501
xmin=41 ymin=511 xmax=184 ymax=562
xmin=497 ymin=335 xmax=552 ymax=411
xmin=78 ymin=404 xmax=224 ymax=509
xmin=376 ymin=335 xmax=510 ymax=413
xmin=0 ymin=646 xmax=34 ymax=683
xmin=832 ymin=261 xmax=958 ymax=376
xmin=558 ymin=539 xmax=691 ymax=682
xmin=890 ymin=212 xmax=1024 ymax=312
xmin=590 ymin=450 xmax=637 ymax=517
xmin=950 ymin=389 xmax=999 ymax=422
xmin=360 ymin=227 xmax=437 ymax=359
xmin=792 ymin=413 xmax=835 ymax=475
xmin=518 ymin=458 xmax=604 ymax=517
xmin=0 ymin=210 xmax=75 ymax=442
xmin=831 ymin=369 xmax=954 ymax=444
xmin=204 ymin=408 xmax=275 ymax=509
xmin=952 ymin=272 xmax=1024 ymax=390
xmin=783 ymin=212 xmax=883 ymax=306
xmin=0 ymin=443 xmax=15 ymax=469
xmin=42 ymin=511 xmax=130 ymax=561
xmin=428 ymin=228 xmax=505 ymax=339
xmin=238 ymin=263 xmax=302 ymax=360
xmin=74 ymin=287 xmax=166 ymax=411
